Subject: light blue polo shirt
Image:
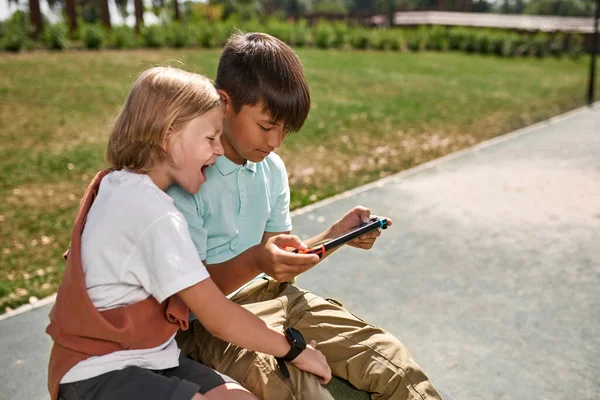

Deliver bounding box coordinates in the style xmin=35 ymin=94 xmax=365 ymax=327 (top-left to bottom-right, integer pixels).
xmin=166 ymin=153 xmax=293 ymax=271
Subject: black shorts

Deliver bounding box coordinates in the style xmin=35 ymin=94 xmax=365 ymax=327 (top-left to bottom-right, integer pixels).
xmin=59 ymin=354 xmax=236 ymax=400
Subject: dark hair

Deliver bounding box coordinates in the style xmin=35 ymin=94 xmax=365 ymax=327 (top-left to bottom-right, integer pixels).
xmin=216 ymin=31 xmax=310 ymax=133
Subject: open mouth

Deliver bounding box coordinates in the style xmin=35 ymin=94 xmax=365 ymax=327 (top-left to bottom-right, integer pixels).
xmin=200 ymin=163 xmax=213 ymax=180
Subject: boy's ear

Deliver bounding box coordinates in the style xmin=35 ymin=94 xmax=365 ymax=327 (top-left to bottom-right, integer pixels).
xmin=217 ymin=89 xmax=232 ymax=115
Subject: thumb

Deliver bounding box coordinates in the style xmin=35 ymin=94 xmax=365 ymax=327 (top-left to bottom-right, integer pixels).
xmin=272 ymin=234 xmax=307 ymax=250
xmin=353 ymin=206 xmax=371 ymax=223
xmin=309 ymin=340 xmax=317 ymax=348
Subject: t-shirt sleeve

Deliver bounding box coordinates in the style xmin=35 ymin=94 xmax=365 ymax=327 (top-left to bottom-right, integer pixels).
xmin=135 ymin=212 xmax=210 ymax=304
xmin=166 ymin=184 xmax=208 ymax=261
xmin=265 ymin=157 xmax=293 ymax=233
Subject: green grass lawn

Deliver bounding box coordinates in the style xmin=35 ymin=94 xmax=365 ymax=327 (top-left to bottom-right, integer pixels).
xmin=0 ymin=48 xmax=598 ymax=313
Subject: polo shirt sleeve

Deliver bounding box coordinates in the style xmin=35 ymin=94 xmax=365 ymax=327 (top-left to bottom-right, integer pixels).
xmin=136 ymin=212 xmax=210 ymax=304
xmin=166 ymin=184 xmax=208 ymax=261
xmin=265 ymin=156 xmax=293 ymax=233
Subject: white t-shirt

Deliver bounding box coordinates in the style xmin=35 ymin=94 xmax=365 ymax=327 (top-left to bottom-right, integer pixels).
xmin=61 ymin=170 xmax=210 ymax=383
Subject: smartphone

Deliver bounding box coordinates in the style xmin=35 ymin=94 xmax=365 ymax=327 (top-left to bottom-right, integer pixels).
xmin=293 ymin=216 xmax=388 ymax=258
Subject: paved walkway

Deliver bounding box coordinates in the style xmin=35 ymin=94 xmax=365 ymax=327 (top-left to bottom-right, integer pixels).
xmin=1 ymin=105 xmax=598 ymax=400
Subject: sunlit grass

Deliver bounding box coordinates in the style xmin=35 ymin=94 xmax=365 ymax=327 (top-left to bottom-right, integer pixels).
xmin=0 ymin=48 xmax=598 ymax=312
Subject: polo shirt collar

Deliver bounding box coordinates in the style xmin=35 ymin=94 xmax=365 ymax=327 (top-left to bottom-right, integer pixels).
xmin=215 ymin=156 xmax=257 ymax=176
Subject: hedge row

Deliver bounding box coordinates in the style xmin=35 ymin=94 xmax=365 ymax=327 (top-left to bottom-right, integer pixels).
xmin=1 ymin=13 xmax=585 ymax=58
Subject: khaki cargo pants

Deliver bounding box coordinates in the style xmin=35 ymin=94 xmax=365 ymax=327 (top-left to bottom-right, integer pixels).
xmin=175 ymin=277 xmax=441 ymax=400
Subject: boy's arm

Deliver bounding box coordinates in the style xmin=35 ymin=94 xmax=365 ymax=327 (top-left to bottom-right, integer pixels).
xmin=304 ymin=206 xmax=391 ymax=254
xmin=264 ymin=207 xmax=392 ymax=277
xmin=209 ymin=206 xmax=392 ymax=289
xmin=206 ymin=234 xmax=319 ymax=295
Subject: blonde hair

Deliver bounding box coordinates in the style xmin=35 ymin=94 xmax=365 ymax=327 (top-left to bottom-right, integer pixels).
xmin=106 ymin=66 xmax=222 ymax=172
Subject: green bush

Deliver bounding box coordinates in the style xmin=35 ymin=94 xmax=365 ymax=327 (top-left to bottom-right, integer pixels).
xmin=371 ymin=29 xmax=389 ymax=50
xmin=108 ymin=25 xmax=136 ymax=49
xmin=332 ymin=21 xmax=348 ymax=49
xmin=1 ymin=28 xmax=27 ymax=52
xmin=194 ymin=24 xmax=228 ymax=48
xmin=212 ymin=23 xmax=228 ymax=47
xmin=405 ymin=28 xmax=425 ymax=52
xmin=448 ymin=27 xmax=468 ymax=51
xmin=349 ymin=28 xmax=370 ymax=49
xmin=265 ymin=18 xmax=294 ymax=44
xmin=314 ymin=20 xmax=335 ymax=49
xmin=529 ymin=32 xmax=549 ymax=58
xmin=294 ymin=20 xmax=310 ymax=47
xmin=461 ymin=30 xmax=479 ymax=53
xmin=43 ymin=23 xmax=69 ymax=50
xmin=81 ymin=23 xmax=104 ymax=49
xmin=165 ymin=23 xmax=191 ymax=48
xmin=488 ymin=31 xmax=505 ymax=56
xmin=388 ymin=30 xmax=404 ymax=51
xmin=506 ymin=33 xmax=523 ymax=57
xmin=548 ymin=32 xmax=566 ymax=57
xmin=568 ymin=33 xmax=584 ymax=59
xmin=195 ymin=25 xmax=212 ymax=48
xmin=514 ymin=34 xmax=530 ymax=56
xmin=476 ymin=30 xmax=492 ymax=54
xmin=237 ymin=19 xmax=263 ymax=34
xmin=1 ymin=13 xmax=31 ymax=52
xmin=141 ymin=24 xmax=165 ymax=48
xmin=425 ymin=25 xmax=447 ymax=51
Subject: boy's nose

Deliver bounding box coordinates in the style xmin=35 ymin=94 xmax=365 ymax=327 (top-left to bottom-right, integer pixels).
xmin=266 ymin=130 xmax=283 ymax=149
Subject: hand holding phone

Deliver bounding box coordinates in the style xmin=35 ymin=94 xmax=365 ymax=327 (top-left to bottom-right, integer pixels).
xmin=293 ymin=217 xmax=389 ymax=258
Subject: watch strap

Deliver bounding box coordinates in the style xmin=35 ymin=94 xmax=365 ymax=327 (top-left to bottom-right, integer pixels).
xmin=276 ymin=357 xmax=290 ymax=378
xmin=281 ymin=341 xmax=304 ymax=362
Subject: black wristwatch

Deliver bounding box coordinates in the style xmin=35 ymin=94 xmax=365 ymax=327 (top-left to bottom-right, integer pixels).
xmin=275 ymin=327 xmax=306 ymax=378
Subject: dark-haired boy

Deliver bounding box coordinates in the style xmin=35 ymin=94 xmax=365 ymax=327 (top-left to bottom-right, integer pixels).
xmin=167 ymin=32 xmax=442 ymax=400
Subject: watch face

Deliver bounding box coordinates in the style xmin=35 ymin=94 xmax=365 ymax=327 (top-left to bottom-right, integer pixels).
xmin=287 ymin=327 xmax=305 ymax=347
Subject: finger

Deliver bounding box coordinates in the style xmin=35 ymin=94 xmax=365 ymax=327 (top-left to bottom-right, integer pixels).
xmin=352 ymin=206 xmax=371 ymax=223
xmin=354 ymin=233 xmax=380 ymax=244
xmin=272 ymin=234 xmax=308 ymax=250
xmin=321 ymin=365 xmax=332 ymax=384
xmin=278 ymin=252 xmax=320 ymax=266
xmin=309 ymin=340 xmax=317 ymax=348
xmin=358 ymin=229 xmax=381 ymax=240
xmin=349 ymin=242 xmax=374 ymax=250
xmin=352 ymin=236 xmax=375 ymax=245
xmin=385 ymin=217 xmax=393 ymax=227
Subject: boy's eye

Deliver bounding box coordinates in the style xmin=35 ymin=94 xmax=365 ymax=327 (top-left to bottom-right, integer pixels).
xmin=258 ymin=124 xmax=271 ymax=131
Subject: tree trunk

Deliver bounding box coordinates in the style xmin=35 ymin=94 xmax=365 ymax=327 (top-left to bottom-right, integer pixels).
xmin=29 ymin=0 xmax=43 ymax=39
xmin=134 ymin=0 xmax=144 ymax=33
xmin=100 ymin=0 xmax=111 ymax=28
xmin=173 ymin=0 xmax=180 ymax=21
xmin=388 ymin=0 xmax=395 ymax=27
xmin=265 ymin=0 xmax=275 ymax=16
xmin=65 ymin=0 xmax=77 ymax=35
xmin=289 ymin=0 xmax=299 ymax=21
